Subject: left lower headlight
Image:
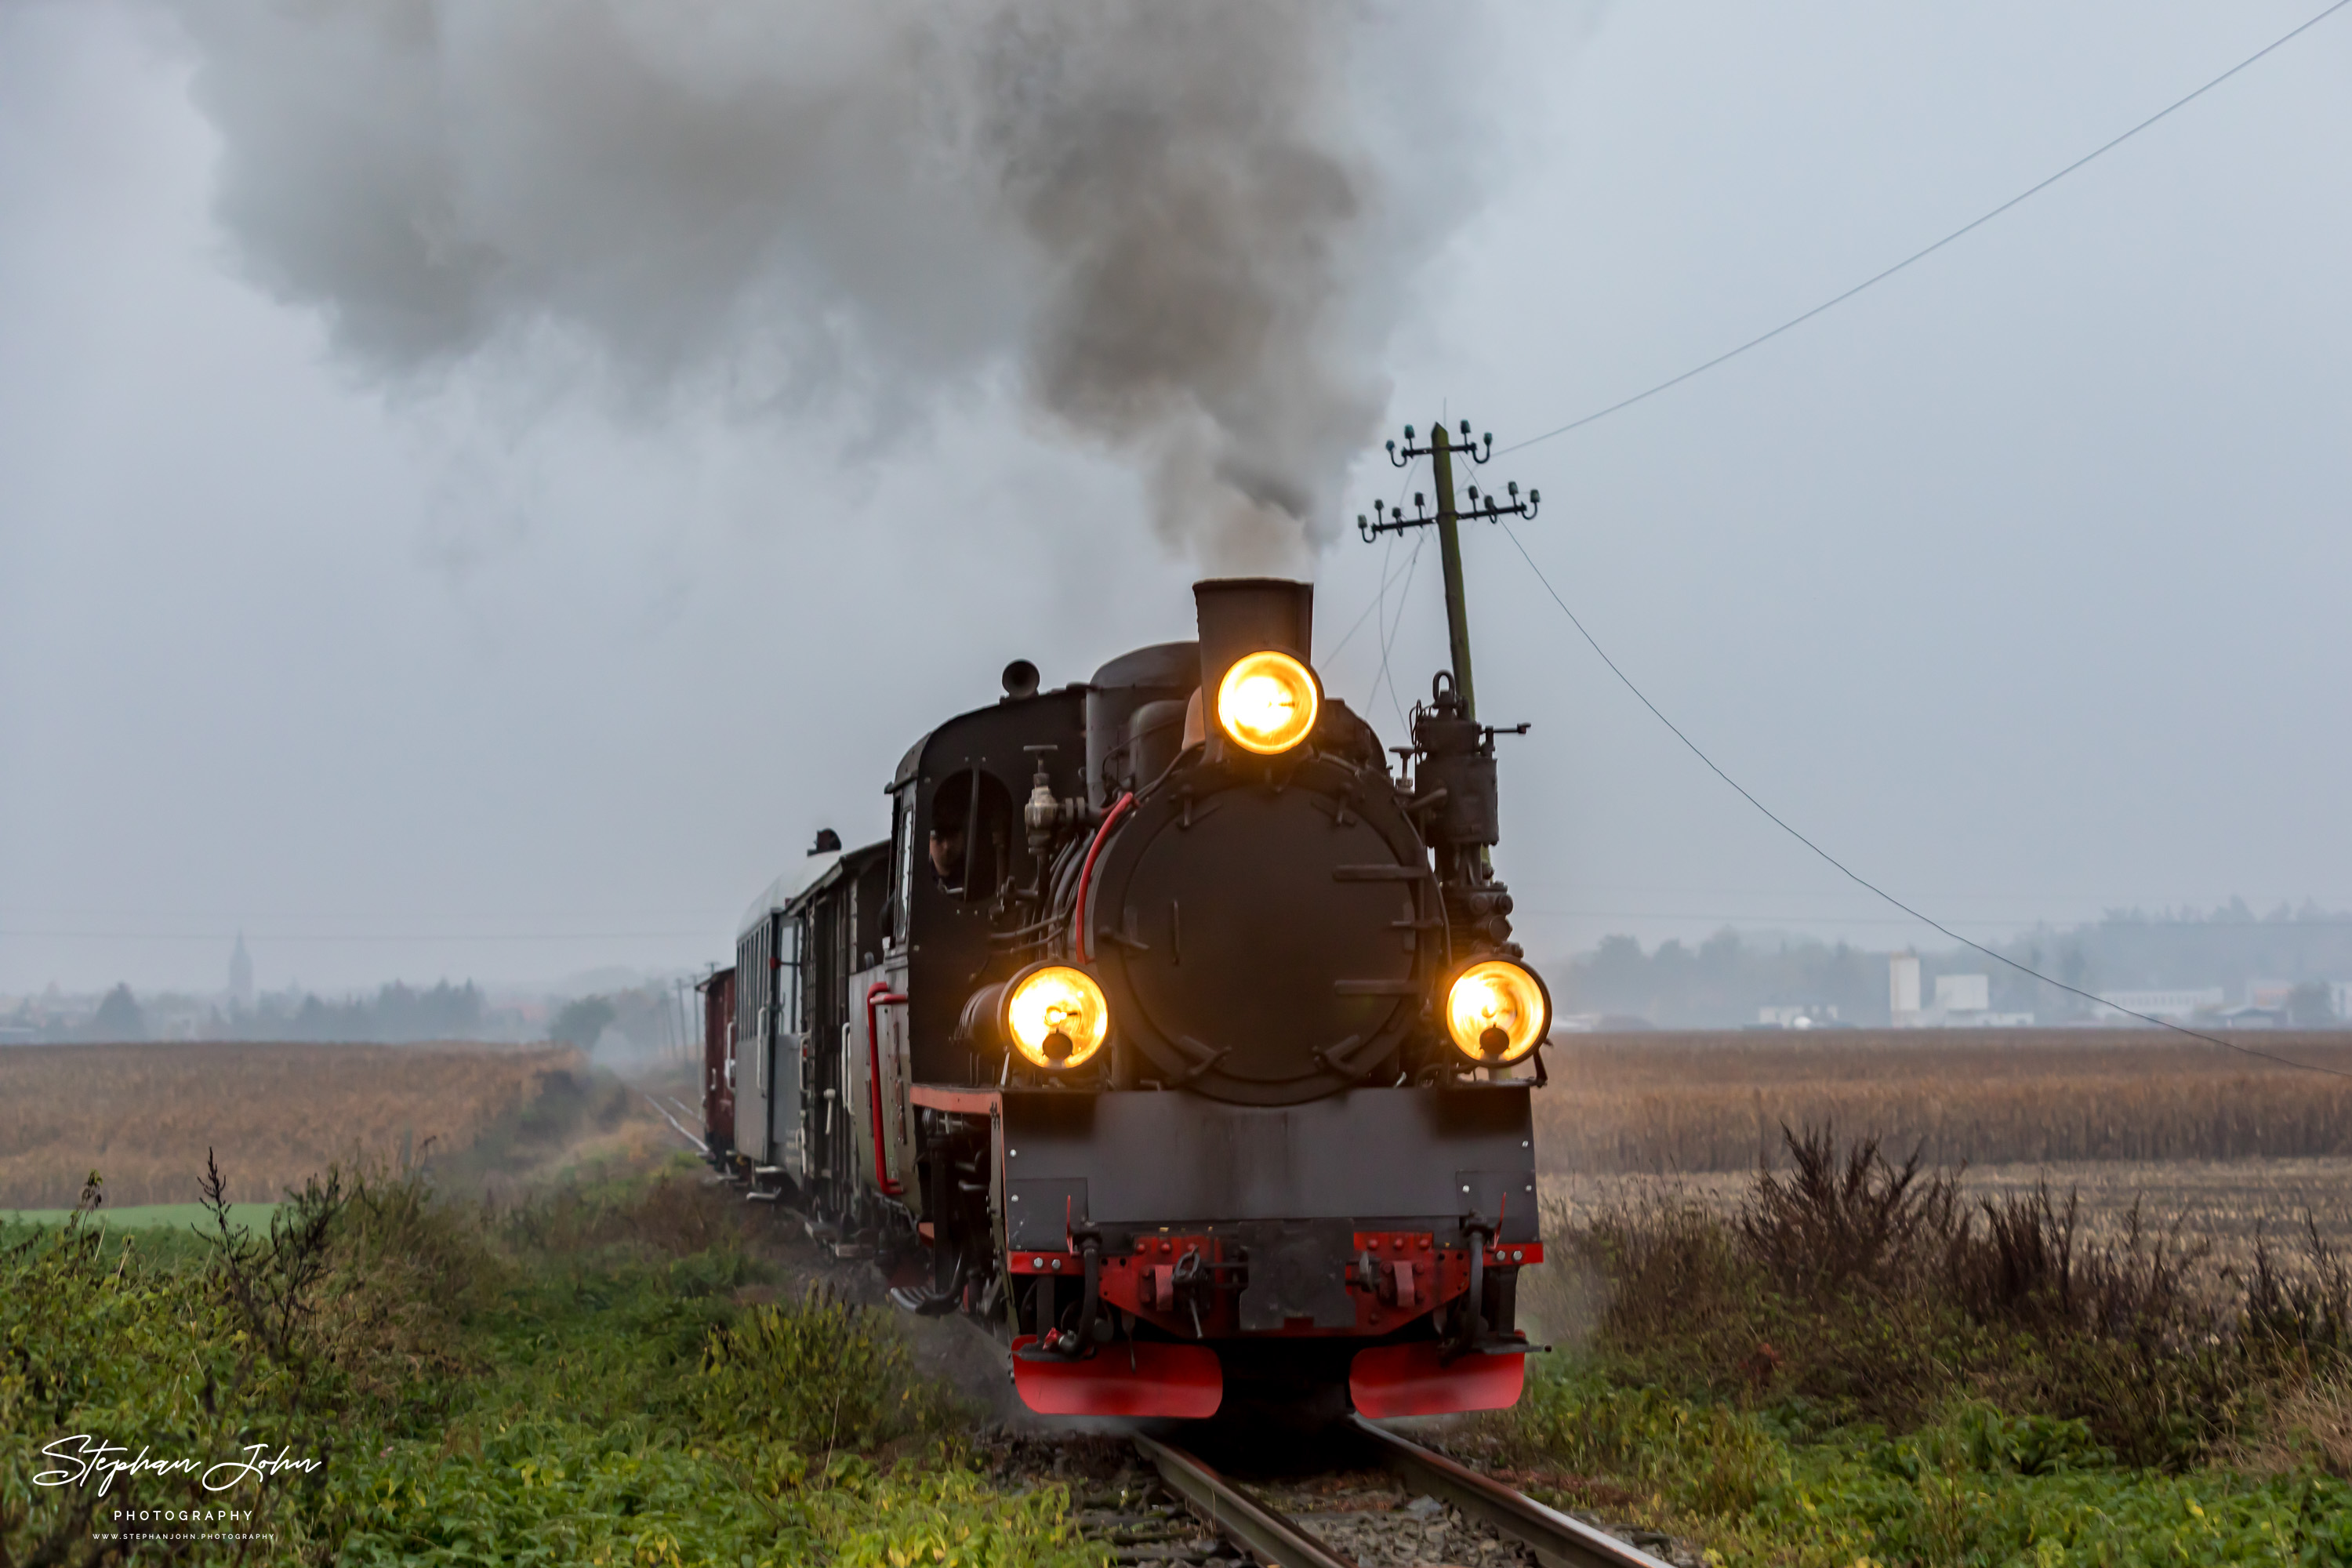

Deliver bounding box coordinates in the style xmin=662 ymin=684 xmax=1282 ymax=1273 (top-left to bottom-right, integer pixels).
xmin=1216 ymin=650 xmax=1319 ymax=755
xmin=1004 ymin=964 xmax=1111 ymax=1069
xmin=1445 ymin=960 xmax=1549 ymax=1064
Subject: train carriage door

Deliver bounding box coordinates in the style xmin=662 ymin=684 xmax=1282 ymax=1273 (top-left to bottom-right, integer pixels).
xmin=804 ymin=895 xmax=842 ymax=1192
xmin=771 ymin=913 xmax=804 ymax=1174
xmin=701 ymin=967 xmax=735 ymax=1160
xmin=832 ymin=884 xmax=857 ymax=1200
xmin=731 ymin=917 xmax=771 ymax=1165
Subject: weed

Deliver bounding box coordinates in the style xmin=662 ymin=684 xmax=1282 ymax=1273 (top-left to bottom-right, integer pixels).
xmin=696 ymin=1283 xmax=956 ymax=1463
xmin=1739 ymin=1128 xmax=1962 ymax=1296
xmin=1549 ymin=1127 xmax=2352 ymax=1468
xmin=5 ymin=1160 xmax=1091 ymax=1567
xmin=2242 ymin=1215 xmax=2352 ymax=1364
xmin=1497 ymin=1361 xmax=2352 ymax=1566
xmin=1511 ymin=1366 xmax=1782 ymax=1515
xmin=200 ymin=1147 xmax=345 ymax=1369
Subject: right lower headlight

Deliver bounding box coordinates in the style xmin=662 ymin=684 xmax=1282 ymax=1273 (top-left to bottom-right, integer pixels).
xmin=1446 ymin=960 xmax=1548 ymax=1064
xmin=1004 ymin=964 xmax=1110 ymax=1070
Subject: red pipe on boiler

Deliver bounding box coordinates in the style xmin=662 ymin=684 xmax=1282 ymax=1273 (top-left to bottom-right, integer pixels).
xmin=1073 ymin=792 xmax=1135 ymax=964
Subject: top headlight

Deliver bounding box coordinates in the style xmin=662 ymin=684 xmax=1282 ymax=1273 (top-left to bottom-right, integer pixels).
xmin=1215 ymin=650 xmax=1319 ymax=755
xmin=1445 ymin=960 xmax=1549 ymax=1065
xmin=1004 ymin=964 xmax=1110 ymax=1070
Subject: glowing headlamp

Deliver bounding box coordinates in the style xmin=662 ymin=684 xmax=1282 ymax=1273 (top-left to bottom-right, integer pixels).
xmin=1004 ymin=964 xmax=1110 ymax=1070
xmin=1445 ymin=960 xmax=1549 ymax=1065
xmin=1215 ymin=651 xmax=1319 ymax=755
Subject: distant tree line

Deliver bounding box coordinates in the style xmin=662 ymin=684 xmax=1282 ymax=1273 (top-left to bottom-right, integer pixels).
xmin=1548 ymin=902 xmax=2352 ymax=1029
xmin=1554 ymin=931 xmax=1885 ymax=1029
xmin=1984 ymin=899 xmax=2352 ymax=1005
xmin=547 ymin=985 xmax=684 ymax=1059
xmin=229 ymin=980 xmax=488 ymax=1043
xmin=5 ymin=975 xmax=713 ymax=1049
xmin=7 ymin=979 xmax=491 ymax=1044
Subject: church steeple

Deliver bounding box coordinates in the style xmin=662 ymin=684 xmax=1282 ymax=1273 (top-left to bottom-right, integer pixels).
xmin=229 ymin=931 xmax=254 ymax=1011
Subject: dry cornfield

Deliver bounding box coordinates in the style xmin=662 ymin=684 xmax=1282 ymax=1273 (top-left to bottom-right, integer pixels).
xmin=1534 ymin=1029 xmax=2352 ymax=1174
xmin=0 ymin=1040 xmax=587 ymax=1208
xmin=1543 ymin=1157 xmax=2352 ymax=1280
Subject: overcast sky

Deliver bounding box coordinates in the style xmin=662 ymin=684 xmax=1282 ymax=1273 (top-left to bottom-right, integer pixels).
xmin=3 ymin=0 xmax=2347 ymax=999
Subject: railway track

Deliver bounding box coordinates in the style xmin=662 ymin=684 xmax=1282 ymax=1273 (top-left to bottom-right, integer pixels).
xmin=1102 ymin=1424 xmax=1682 ymax=1568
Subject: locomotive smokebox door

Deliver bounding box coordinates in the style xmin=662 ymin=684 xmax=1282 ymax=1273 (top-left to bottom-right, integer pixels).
xmin=1087 ymin=781 xmax=1425 ymax=1104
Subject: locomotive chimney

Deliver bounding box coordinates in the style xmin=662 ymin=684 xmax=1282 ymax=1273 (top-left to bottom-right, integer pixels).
xmin=1192 ymin=578 xmax=1314 ymax=703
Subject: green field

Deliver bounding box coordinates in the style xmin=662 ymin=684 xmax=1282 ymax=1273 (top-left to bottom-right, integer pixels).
xmin=2 ymin=1159 xmax=1099 ymax=1566
xmin=2 ymin=1200 xmax=278 ymax=1229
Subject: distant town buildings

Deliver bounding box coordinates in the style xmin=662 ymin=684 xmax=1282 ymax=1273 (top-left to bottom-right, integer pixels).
xmin=1936 ymin=974 xmax=1989 ymax=1013
xmin=2248 ymin=979 xmax=2297 ymax=1011
xmin=1889 ymin=953 xmax=2032 ymax=1026
xmin=2088 ymin=988 xmax=2225 ymax=1023
xmin=1755 ymin=1004 xmax=1844 ymax=1029
xmin=1890 ymin=952 xmax=1920 ymax=1018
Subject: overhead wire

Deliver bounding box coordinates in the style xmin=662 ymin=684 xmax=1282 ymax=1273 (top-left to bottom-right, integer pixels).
xmin=1495 ymin=518 xmax=2352 ymax=1081
xmin=1319 ymin=528 xmax=1406 ymax=663
xmin=1512 ymin=908 xmax=2352 ymax=931
xmin=1369 ymin=530 xmax=1399 ymax=713
xmin=1499 ymin=0 xmax=2352 ymax=456
xmin=1319 ymin=453 xmax=1429 ymax=729
xmin=1373 ymin=535 xmax=1428 ymax=734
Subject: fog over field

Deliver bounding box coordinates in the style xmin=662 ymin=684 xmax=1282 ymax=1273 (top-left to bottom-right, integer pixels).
xmin=2 ymin=0 xmax=2349 ymax=998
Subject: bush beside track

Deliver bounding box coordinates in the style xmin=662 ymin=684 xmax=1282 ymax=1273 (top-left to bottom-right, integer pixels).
xmin=1475 ymin=1128 xmax=2352 ymax=1565
xmin=0 ymin=1158 xmax=1099 ymax=1567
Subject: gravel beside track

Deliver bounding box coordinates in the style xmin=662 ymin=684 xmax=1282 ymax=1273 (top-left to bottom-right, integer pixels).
xmin=982 ymin=1425 xmax=1700 ymax=1568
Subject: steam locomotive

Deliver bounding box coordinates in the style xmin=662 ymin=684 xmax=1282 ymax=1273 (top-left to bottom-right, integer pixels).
xmin=697 ymin=577 xmax=1548 ymax=1420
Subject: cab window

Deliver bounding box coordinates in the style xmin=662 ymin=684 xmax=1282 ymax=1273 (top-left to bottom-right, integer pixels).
xmin=928 ymin=769 xmax=1013 ymax=902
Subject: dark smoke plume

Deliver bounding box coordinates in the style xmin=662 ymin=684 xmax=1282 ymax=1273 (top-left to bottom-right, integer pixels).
xmin=166 ymin=2 xmax=1477 ymax=568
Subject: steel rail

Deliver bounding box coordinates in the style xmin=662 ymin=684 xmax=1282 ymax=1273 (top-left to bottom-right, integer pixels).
xmin=1348 ymin=1416 xmax=1674 ymax=1568
xmin=1131 ymin=1433 xmax=1359 ymax=1568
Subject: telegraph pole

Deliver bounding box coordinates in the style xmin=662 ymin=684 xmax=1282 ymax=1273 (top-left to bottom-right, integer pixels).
xmin=1359 ymin=419 xmax=1540 ymax=723
xmin=1428 ymin=424 xmax=1476 ymax=717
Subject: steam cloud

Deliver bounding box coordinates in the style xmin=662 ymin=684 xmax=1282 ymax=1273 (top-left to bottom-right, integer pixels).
xmin=168 ymin=2 xmax=1472 ymax=568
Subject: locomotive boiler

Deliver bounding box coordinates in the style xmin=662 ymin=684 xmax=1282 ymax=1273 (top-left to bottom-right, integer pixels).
xmin=701 ymin=576 xmax=1549 ymax=1419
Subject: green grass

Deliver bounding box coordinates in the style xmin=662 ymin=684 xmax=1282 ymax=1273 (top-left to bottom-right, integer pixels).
xmin=1490 ymin=1130 xmax=2352 ymax=1565
xmin=2 ymin=1200 xmax=278 ymax=1229
xmin=332 ymin=1254 xmax=1094 ymax=1567
xmin=1504 ymin=1361 xmax=2352 ymax=1566
xmin=2 ymin=1167 xmax=1105 ymax=1566
xmin=2 ymin=1203 xmax=281 ymax=1272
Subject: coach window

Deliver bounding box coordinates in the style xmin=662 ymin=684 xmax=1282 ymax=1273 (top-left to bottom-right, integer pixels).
xmin=930 ymin=769 xmax=1011 ymax=901
xmin=777 ymin=917 xmax=801 ymax=1039
xmin=888 ymin=788 xmax=915 ymax=946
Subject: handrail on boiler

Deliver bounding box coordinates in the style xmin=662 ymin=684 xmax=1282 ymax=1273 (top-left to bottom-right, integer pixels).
xmin=1073 ymin=792 xmax=1135 ymax=963
xmin=864 ymin=981 xmax=909 ymax=1196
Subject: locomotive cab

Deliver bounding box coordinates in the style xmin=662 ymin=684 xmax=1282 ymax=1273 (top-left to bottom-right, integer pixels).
xmin=720 ymin=577 xmax=1549 ymax=1421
